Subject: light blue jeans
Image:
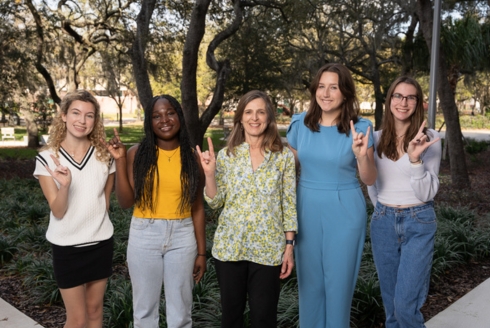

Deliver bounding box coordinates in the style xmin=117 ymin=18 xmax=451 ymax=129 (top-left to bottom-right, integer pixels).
xmin=127 ymin=217 xmax=197 ymax=328
xmin=370 ymin=202 xmax=436 ymax=328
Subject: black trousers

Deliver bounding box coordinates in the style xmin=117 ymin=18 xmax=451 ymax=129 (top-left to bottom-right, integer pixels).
xmin=214 ymin=259 xmax=281 ymax=328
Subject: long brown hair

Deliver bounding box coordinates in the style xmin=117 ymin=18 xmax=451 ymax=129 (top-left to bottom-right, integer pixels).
xmin=304 ymin=63 xmax=360 ymax=135
xmin=377 ymin=76 xmax=426 ymax=160
xmin=45 ymin=90 xmax=110 ymax=163
xmin=226 ymin=90 xmax=283 ymax=156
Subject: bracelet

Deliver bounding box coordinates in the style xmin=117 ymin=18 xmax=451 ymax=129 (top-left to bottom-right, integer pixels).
xmin=409 ymin=158 xmax=423 ymax=165
xmin=197 ymin=254 xmax=206 ymax=257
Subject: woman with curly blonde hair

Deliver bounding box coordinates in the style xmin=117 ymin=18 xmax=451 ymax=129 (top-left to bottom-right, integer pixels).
xmin=34 ymin=89 xmax=115 ymax=328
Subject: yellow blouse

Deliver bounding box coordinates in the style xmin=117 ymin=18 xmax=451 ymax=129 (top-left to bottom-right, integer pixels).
xmin=133 ymin=147 xmax=191 ymax=219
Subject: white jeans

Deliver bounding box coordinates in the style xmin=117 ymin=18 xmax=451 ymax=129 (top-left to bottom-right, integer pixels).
xmin=127 ymin=217 xmax=197 ymax=328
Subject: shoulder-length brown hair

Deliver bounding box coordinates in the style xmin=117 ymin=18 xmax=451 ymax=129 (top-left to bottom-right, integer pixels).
xmin=377 ymin=76 xmax=426 ymax=160
xmin=226 ymin=90 xmax=283 ymax=156
xmin=45 ymin=90 xmax=110 ymax=163
xmin=304 ymin=63 xmax=360 ymax=135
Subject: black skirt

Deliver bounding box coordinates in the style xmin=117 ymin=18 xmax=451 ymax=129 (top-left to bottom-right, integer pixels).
xmin=51 ymin=237 xmax=114 ymax=289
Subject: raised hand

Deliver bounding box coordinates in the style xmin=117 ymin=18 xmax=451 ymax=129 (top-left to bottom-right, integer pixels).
xmin=350 ymin=120 xmax=370 ymax=159
xmin=45 ymin=154 xmax=72 ymax=188
xmin=407 ymin=120 xmax=440 ymax=163
xmin=101 ymin=128 xmax=126 ymax=160
xmin=196 ymin=137 xmax=216 ymax=176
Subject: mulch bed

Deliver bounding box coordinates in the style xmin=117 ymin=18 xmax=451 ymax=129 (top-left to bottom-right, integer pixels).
xmin=0 ymin=276 xmax=65 ymax=327
xmin=1 ymin=147 xmax=490 ymax=327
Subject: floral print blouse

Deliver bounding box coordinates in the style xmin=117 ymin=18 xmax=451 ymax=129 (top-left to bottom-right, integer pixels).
xmin=204 ymin=142 xmax=297 ymax=266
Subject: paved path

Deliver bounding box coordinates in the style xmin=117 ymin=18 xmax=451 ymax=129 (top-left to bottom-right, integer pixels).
xmin=0 ymin=298 xmax=44 ymax=327
xmin=438 ymin=129 xmax=490 ymax=142
xmin=425 ymin=277 xmax=490 ymax=328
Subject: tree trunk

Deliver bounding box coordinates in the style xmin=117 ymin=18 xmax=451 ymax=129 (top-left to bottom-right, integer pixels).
xmin=119 ymin=104 xmax=123 ymax=132
xmin=372 ymin=74 xmax=383 ymax=130
xmin=25 ymin=0 xmax=61 ymax=105
xmin=401 ymin=13 xmax=418 ymax=76
xmin=181 ymin=0 xmax=212 ymax=147
xmin=131 ymin=0 xmax=157 ymax=111
xmin=416 ymin=0 xmax=470 ymax=189
xmin=20 ymin=109 xmax=39 ymax=148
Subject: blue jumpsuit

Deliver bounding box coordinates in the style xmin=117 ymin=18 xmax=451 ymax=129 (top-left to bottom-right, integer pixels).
xmin=287 ymin=112 xmax=373 ymax=328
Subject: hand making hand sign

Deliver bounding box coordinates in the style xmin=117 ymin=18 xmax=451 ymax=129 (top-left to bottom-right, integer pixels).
xmin=350 ymin=120 xmax=371 ymax=160
xmin=101 ymin=128 xmax=127 ymax=160
xmin=196 ymin=137 xmax=216 ymax=177
xmin=44 ymin=154 xmax=72 ymax=188
xmin=407 ymin=120 xmax=441 ymax=164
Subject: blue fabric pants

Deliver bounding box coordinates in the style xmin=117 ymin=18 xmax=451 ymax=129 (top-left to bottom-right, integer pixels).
xmin=127 ymin=217 xmax=197 ymax=328
xmin=370 ymin=202 xmax=436 ymax=328
xmin=296 ymin=184 xmax=366 ymax=328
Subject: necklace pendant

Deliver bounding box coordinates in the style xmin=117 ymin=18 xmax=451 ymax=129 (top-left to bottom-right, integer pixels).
xmin=168 ymin=158 xmax=171 ymax=162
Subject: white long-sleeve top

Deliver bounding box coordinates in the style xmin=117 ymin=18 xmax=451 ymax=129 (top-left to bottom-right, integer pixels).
xmin=367 ymin=129 xmax=441 ymax=206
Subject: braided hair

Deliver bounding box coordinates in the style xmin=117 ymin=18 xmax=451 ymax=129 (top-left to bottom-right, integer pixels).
xmin=133 ymin=95 xmax=200 ymax=214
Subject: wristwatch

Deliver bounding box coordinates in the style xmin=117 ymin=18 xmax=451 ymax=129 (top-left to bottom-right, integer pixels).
xmin=286 ymin=239 xmax=295 ymax=246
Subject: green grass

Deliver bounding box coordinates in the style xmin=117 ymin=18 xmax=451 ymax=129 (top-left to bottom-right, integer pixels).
xmin=14 ymin=128 xmax=27 ymax=140
xmin=104 ymin=125 xmax=144 ymax=145
xmin=203 ymin=128 xmax=229 ymax=152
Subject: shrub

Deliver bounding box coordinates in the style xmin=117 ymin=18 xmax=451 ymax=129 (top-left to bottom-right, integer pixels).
xmin=464 ymin=138 xmax=489 ymax=154
xmin=22 ymin=256 xmax=61 ymax=305
xmin=0 ymin=237 xmax=17 ymax=266
xmin=104 ymin=276 xmax=134 ymax=328
xmin=3 ymin=177 xmax=490 ymax=327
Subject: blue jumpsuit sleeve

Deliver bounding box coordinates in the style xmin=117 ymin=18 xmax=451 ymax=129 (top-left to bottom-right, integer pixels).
xmin=286 ymin=112 xmax=305 ymax=150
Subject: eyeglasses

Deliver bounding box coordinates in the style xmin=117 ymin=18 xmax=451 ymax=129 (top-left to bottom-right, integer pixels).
xmin=391 ymin=93 xmax=418 ymax=105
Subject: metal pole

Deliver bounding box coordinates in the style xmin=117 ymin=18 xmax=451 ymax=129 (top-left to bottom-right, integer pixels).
xmin=428 ymin=0 xmax=442 ymax=129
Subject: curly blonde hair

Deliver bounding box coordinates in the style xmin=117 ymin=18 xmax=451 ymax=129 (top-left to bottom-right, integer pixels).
xmin=45 ymin=90 xmax=111 ymax=164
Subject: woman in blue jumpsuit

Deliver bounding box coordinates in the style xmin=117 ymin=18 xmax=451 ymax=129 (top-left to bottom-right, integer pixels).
xmin=287 ymin=63 xmax=377 ymax=327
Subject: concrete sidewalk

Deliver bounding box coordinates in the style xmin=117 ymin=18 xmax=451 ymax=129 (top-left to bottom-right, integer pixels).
xmin=438 ymin=129 xmax=490 ymax=142
xmin=0 ymin=298 xmax=44 ymax=328
xmin=425 ymin=277 xmax=490 ymax=328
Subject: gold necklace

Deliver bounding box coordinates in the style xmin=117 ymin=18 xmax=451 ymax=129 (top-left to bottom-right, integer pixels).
xmin=396 ymin=134 xmax=405 ymax=139
xmin=162 ymin=148 xmax=179 ymax=162
xmin=63 ymin=144 xmax=89 ymax=158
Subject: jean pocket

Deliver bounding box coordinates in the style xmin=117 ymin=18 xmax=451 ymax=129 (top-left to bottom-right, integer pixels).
xmin=413 ymin=207 xmax=436 ymax=224
xmin=130 ymin=217 xmax=150 ymax=230
xmin=182 ymin=218 xmax=194 ymax=227
xmin=371 ymin=207 xmax=382 ymax=221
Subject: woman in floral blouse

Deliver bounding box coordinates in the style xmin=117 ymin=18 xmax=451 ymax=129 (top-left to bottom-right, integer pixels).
xmin=197 ymin=90 xmax=297 ymax=328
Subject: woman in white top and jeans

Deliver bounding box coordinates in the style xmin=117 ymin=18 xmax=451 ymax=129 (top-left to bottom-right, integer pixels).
xmin=368 ymin=76 xmax=441 ymax=328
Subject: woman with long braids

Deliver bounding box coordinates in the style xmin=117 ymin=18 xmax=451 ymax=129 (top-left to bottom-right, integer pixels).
xmin=368 ymin=76 xmax=441 ymax=327
xmin=34 ymin=90 xmax=115 ymax=328
xmin=104 ymin=95 xmax=206 ymax=328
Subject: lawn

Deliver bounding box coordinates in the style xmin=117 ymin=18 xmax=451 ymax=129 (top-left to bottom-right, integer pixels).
xmin=2 ymin=112 xmax=487 ymax=161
